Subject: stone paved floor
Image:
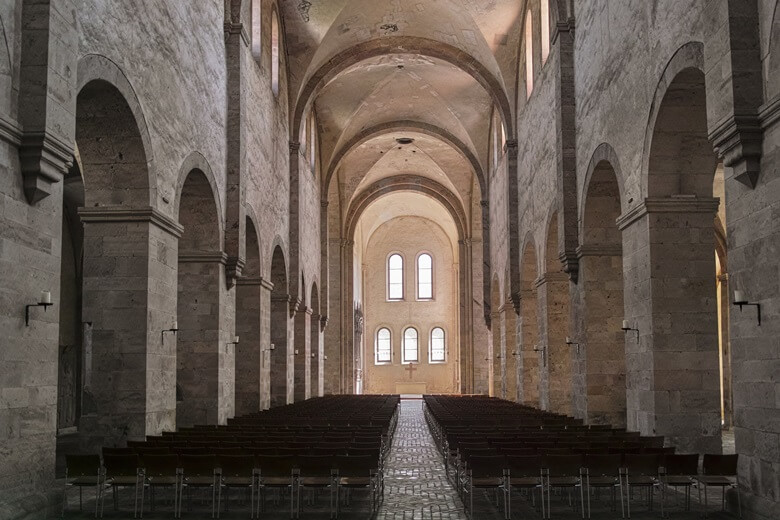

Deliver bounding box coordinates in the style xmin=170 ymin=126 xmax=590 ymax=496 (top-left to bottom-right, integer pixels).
xmin=61 ymin=400 xmax=740 ymax=519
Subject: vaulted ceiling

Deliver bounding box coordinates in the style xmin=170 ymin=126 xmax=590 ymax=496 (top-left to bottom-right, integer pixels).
xmin=281 ymin=0 xmax=526 ymax=211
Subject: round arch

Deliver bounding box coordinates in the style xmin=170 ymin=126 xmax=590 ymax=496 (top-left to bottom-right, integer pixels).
xmin=580 ymin=142 xmax=626 ymax=238
xmin=174 ymin=151 xmax=225 ymax=248
xmin=325 ymin=120 xmax=486 ymax=196
xmin=77 ymin=54 xmax=155 ymax=207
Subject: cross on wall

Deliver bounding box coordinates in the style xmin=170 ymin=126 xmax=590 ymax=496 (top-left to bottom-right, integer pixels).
xmin=404 ymin=363 xmax=417 ymax=380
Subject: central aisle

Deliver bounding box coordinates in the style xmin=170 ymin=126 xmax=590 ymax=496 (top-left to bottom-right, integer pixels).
xmin=378 ymin=399 xmax=467 ymax=519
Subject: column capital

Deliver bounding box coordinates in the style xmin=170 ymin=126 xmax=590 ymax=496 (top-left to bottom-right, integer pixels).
xmin=710 ymin=113 xmax=763 ymax=189
xmin=290 ymin=141 xmax=301 ymax=154
xmin=575 ymin=244 xmax=622 ymax=258
xmin=178 ymin=251 xmax=228 ymax=265
xmin=617 ymin=196 xmax=719 ymax=231
xmin=223 ymin=22 xmax=250 ymax=46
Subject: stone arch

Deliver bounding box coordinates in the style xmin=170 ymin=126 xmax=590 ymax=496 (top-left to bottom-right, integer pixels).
xmin=519 ymin=236 xmax=540 ymax=406
xmin=310 ymin=282 xmax=322 ymax=398
xmin=0 ymin=14 xmax=11 ymax=108
xmin=175 ymin=152 xmax=224 ymax=247
xmin=235 ymin=214 xmax=263 ymax=416
xmin=176 ymin=168 xmax=226 ymax=427
xmin=325 ymin=121 xmax=486 ymax=195
xmin=765 ymin=1 xmax=780 ymax=98
xmin=490 ymin=273 xmax=503 ymax=398
xmin=576 ymin=158 xmax=626 ymax=427
xmin=540 ymin=210 xmax=573 ymax=415
xmin=269 ymin=244 xmax=290 ymax=407
xmin=77 ymin=54 xmax=155 ymax=207
xmin=292 ymin=36 xmax=515 ymax=143
xmin=641 ymin=42 xmax=708 ymax=197
xmin=580 ymin=142 xmax=626 ymax=237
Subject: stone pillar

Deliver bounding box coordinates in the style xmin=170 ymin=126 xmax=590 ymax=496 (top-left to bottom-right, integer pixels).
xmin=573 ymin=246 xmax=626 ymax=427
xmin=293 ymin=306 xmax=311 ymax=401
xmin=311 ymin=313 xmax=322 ymax=397
xmin=259 ymin=280 xmax=272 ymax=410
xmin=269 ymin=293 xmax=290 ymax=407
xmin=717 ymin=273 xmax=733 ymax=428
xmin=79 ymin=208 xmax=180 ymax=444
xmin=176 ymin=251 xmax=233 ymax=428
xmin=537 ymin=272 xmax=573 ymax=415
xmin=504 ymin=305 xmax=519 ymax=402
xmin=490 ymin=310 xmax=501 ymax=397
xmin=519 ymin=293 xmax=540 ymax=406
xmin=619 ymin=197 xmax=722 ymax=453
xmin=234 ymin=276 xmax=271 ymax=416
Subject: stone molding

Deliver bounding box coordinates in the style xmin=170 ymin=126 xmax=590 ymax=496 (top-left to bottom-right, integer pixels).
xmin=178 ymin=251 xmax=229 ymax=265
xmin=576 ymin=244 xmax=622 ymax=258
xmin=271 ymin=293 xmax=292 ymax=303
xmin=535 ymin=271 xmax=569 ymax=288
xmin=617 ymin=197 xmax=720 ymax=230
xmin=709 ymin=113 xmax=763 ymax=188
xmin=558 ymin=251 xmax=579 ymax=284
xmin=236 ymin=276 xmax=275 ymax=292
xmin=19 ymin=130 xmax=74 ymax=204
xmin=223 ymin=22 xmax=250 ymax=46
xmin=0 ymin=115 xmax=22 ymax=146
xmin=759 ymin=95 xmax=780 ymax=132
xmin=78 ymin=206 xmax=184 ymax=238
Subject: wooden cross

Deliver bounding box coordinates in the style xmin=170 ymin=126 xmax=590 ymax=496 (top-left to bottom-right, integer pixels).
xmin=405 ymin=363 xmax=417 ymax=380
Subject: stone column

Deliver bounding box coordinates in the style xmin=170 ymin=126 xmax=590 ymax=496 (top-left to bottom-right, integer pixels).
xmin=537 ymin=272 xmax=573 ymax=415
xmin=618 ymin=197 xmax=722 ymax=453
xmin=176 ymin=251 xmax=232 ymax=428
xmin=311 ymin=313 xmax=322 ymax=397
xmin=504 ymin=305 xmax=519 ymax=402
xmin=717 ymin=273 xmax=733 ymax=428
xmin=79 ymin=207 xmax=180 ymax=444
xmin=490 ymin=310 xmax=501 ymax=397
xmin=234 ymin=276 xmax=266 ymax=416
xmin=519 ymin=293 xmax=540 ymax=407
xmin=259 ymin=279 xmax=272 ymax=410
xmin=293 ymin=306 xmax=311 ymax=401
xmin=269 ymin=293 xmax=291 ymax=407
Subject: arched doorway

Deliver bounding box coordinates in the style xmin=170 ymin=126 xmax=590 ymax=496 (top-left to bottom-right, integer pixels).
xmin=578 ymin=160 xmax=626 ymax=427
xmin=176 ymin=169 xmax=224 ymax=428
xmin=519 ymin=240 xmax=540 ymax=406
xmin=235 ymin=217 xmax=262 ymax=415
xmin=269 ymin=246 xmax=290 ymax=407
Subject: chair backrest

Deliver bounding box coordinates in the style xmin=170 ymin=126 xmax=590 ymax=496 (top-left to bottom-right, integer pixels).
xmin=219 ymin=454 xmax=255 ymax=477
xmin=506 ymin=455 xmax=543 ymax=477
xmin=143 ymin=454 xmax=180 ymax=477
xmin=180 ymin=454 xmax=217 ymax=477
xmin=624 ymin=454 xmax=660 ymax=476
xmin=66 ymin=454 xmax=101 ymax=477
xmin=703 ymin=454 xmax=737 ymax=476
xmin=543 ymin=454 xmax=584 ymax=477
xmin=662 ymin=454 xmax=699 ymax=476
xmin=298 ymin=455 xmax=335 ymax=477
xmin=584 ymin=454 xmax=622 ymax=476
xmin=103 ymin=454 xmax=140 ymax=478
xmin=102 ymin=447 xmax=134 ymax=457
xmin=468 ymin=455 xmax=507 ymax=479
xmin=256 ymin=455 xmax=295 ymax=478
xmin=499 ymin=447 xmax=537 ymax=457
xmin=334 ymin=455 xmax=376 ymax=478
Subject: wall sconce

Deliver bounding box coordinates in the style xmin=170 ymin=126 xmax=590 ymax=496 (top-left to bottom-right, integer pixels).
xmin=565 ymin=337 xmax=581 ymax=354
xmin=25 ymin=290 xmax=53 ymax=326
xmin=162 ymin=321 xmax=178 ymax=341
xmin=311 ymin=352 xmax=316 ymax=358
xmin=734 ymin=290 xmax=761 ymax=326
xmin=533 ymin=344 xmax=547 ymax=367
xmin=227 ymin=336 xmax=240 ymax=347
xmin=324 ymin=355 xmax=328 ymax=361
xmin=263 ymin=344 xmax=275 ymax=353
xmin=294 ymin=349 xmax=300 ymax=355
xmin=621 ymin=320 xmax=639 ymax=340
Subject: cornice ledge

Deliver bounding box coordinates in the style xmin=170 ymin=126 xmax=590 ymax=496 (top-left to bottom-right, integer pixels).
xmin=709 ymin=113 xmax=763 ymax=189
xmin=19 ymin=130 xmax=73 ymax=204
xmin=223 ymin=22 xmax=250 ymax=46
xmin=78 ymin=206 xmax=184 ymax=238
xmin=178 ymin=251 xmax=229 ymax=265
xmin=576 ymin=244 xmax=622 ymax=259
xmin=617 ymin=197 xmax=719 ymax=230
xmin=0 ymin=115 xmax=22 ymax=147
xmin=759 ymin=95 xmax=780 ymax=132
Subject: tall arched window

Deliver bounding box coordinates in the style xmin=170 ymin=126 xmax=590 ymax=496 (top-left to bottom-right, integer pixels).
xmin=417 ymin=253 xmax=433 ymax=299
xmin=541 ymin=0 xmax=550 ymax=64
xmin=251 ymin=0 xmax=262 ymax=60
xmin=309 ymin=113 xmax=316 ymax=168
xmin=271 ymin=12 xmax=280 ymax=96
xmin=430 ymin=327 xmax=446 ymax=363
xmin=388 ymin=254 xmax=404 ymax=300
xmin=525 ymin=10 xmax=534 ymax=98
xmin=402 ymin=328 xmax=419 ymax=364
xmin=375 ymin=328 xmax=392 ymax=364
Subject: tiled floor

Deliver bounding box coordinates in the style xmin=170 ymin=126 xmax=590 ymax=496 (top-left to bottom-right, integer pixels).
xmin=61 ymin=400 xmax=740 ymax=519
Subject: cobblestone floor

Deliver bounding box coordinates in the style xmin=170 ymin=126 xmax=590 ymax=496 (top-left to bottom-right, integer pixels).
xmin=61 ymin=400 xmax=740 ymax=519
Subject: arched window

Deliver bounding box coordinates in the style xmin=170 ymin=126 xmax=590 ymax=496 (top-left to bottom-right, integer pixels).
xmin=271 ymin=12 xmax=280 ymax=96
xmin=525 ymin=10 xmax=534 ymax=98
xmin=417 ymin=253 xmax=433 ymax=299
xmin=375 ymin=328 xmax=392 ymax=364
xmin=309 ymin=113 xmax=316 ymax=168
xmin=388 ymin=254 xmax=404 ymax=300
xmin=541 ymin=0 xmax=550 ymax=64
xmin=430 ymin=327 xmax=446 ymax=363
xmin=251 ymin=0 xmax=262 ymax=60
xmin=402 ymin=328 xmax=419 ymax=364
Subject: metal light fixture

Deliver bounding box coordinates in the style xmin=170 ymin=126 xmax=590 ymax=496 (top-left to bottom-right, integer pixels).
xmin=25 ymin=290 xmax=53 ymax=326
xmin=533 ymin=344 xmax=547 ymax=367
xmin=227 ymin=336 xmax=240 ymax=347
xmin=162 ymin=321 xmax=178 ymax=341
xmin=565 ymin=337 xmax=581 ymax=354
xmin=621 ymin=320 xmax=639 ymax=340
xmin=733 ymin=290 xmax=761 ymax=326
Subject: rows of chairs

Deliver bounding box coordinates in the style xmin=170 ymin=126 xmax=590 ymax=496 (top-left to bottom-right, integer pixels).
xmin=423 ymin=395 xmax=740 ymax=519
xmin=63 ymin=395 xmax=400 ymax=518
